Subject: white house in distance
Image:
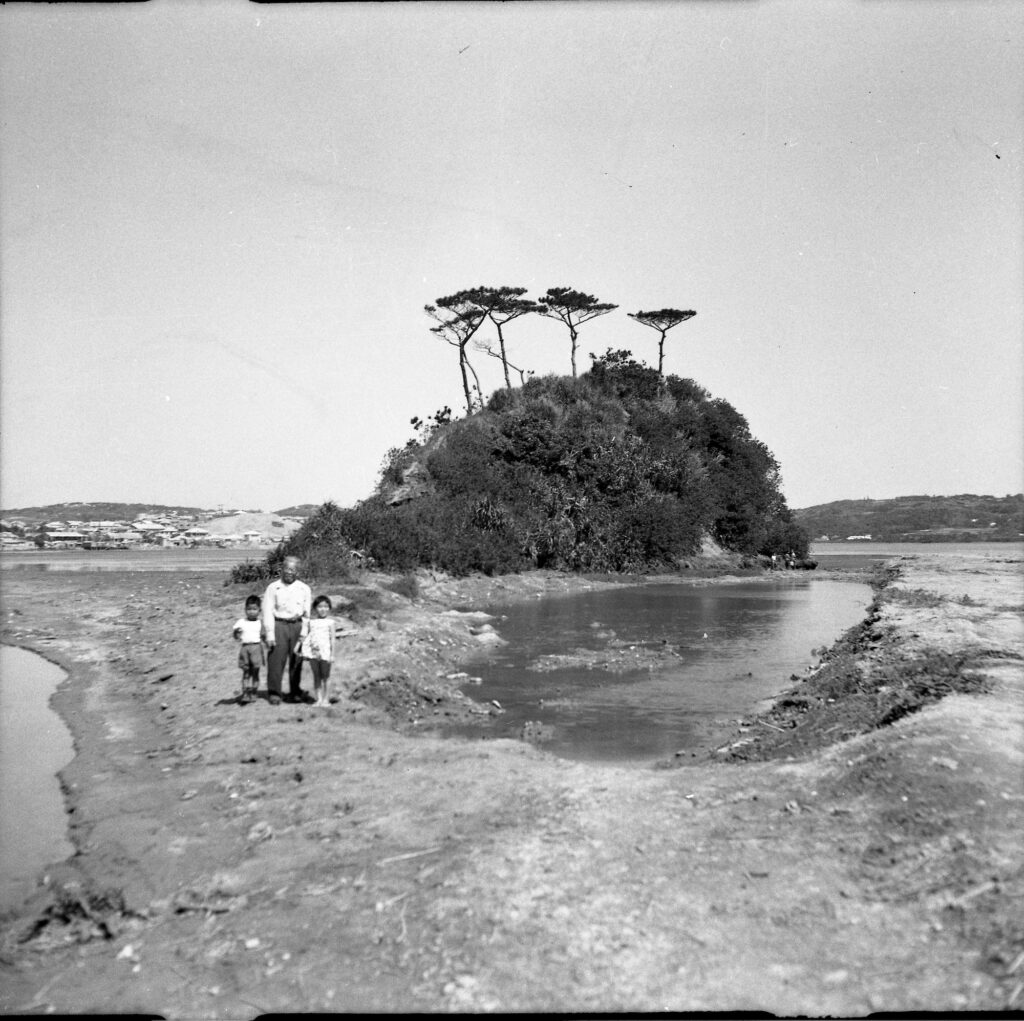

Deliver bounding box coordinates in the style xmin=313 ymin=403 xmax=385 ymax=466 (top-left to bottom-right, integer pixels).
xmin=103 ymin=528 xmax=142 ymax=544
xmin=44 ymin=530 xmax=85 ymax=545
xmin=133 ymin=521 xmax=175 ymax=536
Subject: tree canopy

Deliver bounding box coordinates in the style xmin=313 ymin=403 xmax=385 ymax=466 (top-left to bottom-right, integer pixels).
xmin=460 ymin=285 xmax=539 ymax=389
xmin=627 ymin=308 xmax=697 ymax=376
xmin=536 ymin=287 xmax=618 ymax=378
xmin=425 ymin=293 xmax=489 ymax=413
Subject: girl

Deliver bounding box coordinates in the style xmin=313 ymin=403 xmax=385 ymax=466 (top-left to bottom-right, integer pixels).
xmin=300 ymin=594 xmax=336 ymax=706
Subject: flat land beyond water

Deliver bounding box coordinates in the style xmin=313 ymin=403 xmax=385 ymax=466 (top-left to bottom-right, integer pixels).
xmin=1 ymin=550 xmax=1022 ymax=1016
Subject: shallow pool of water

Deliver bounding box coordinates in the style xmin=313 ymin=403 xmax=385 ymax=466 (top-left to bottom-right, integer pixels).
xmin=0 ymin=645 xmax=75 ymax=912
xmin=445 ymin=578 xmax=873 ymax=764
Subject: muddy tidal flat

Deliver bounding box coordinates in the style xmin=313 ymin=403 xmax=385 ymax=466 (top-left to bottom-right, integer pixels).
xmin=1 ymin=550 xmax=1022 ymax=1015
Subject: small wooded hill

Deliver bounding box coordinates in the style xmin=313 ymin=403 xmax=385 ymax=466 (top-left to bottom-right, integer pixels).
xmin=795 ymin=494 xmax=1024 ymax=541
xmin=268 ymin=354 xmax=808 ymax=579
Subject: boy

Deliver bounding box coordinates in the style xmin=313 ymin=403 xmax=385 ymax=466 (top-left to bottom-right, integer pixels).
xmin=233 ymin=595 xmax=265 ymax=705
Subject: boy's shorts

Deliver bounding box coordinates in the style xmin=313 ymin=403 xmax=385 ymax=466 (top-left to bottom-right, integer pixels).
xmin=238 ymin=643 xmax=265 ymax=670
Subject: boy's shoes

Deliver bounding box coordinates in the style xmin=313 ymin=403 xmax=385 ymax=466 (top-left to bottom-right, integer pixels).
xmin=239 ymin=691 xmax=255 ymax=705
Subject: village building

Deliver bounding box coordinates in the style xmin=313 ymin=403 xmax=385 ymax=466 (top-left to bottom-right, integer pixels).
xmin=42 ymin=530 xmax=86 ymax=546
xmin=106 ymin=529 xmax=142 ymax=544
xmin=0 ymin=533 xmax=32 ymax=547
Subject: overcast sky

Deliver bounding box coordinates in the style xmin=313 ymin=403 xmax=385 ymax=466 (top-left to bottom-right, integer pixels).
xmin=2 ymin=0 xmax=1021 ymax=513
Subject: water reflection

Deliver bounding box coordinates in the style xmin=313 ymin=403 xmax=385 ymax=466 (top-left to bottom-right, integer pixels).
xmin=445 ymin=579 xmax=873 ymax=764
xmin=0 ymin=548 xmax=248 ymax=573
xmin=0 ymin=646 xmax=75 ymax=912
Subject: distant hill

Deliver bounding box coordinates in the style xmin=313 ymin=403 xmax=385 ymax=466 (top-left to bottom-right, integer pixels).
xmin=202 ymin=512 xmax=301 ymax=539
xmin=794 ymin=494 xmax=1024 ymax=542
xmin=274 ymin=504 xmax=318 ymax=518
xmin=2 ymin=501 xmax=315 ymax=531
xmin=1 ymin=502 xmax=218 ymax=525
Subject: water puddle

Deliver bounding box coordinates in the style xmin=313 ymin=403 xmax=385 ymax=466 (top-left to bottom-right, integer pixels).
xmin=444 ymin=578 xmax=873 ymax=764
xmin=0 ymin=645 xmax=75 ymax=912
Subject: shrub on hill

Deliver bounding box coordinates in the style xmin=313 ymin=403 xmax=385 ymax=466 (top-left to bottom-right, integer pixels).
xmin=239 ymin=353 xmax=807 ymax=580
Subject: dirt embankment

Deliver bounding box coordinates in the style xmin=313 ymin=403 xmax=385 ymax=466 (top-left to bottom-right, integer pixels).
xmin=1 ymin=551 xmax=1022 ymax=1016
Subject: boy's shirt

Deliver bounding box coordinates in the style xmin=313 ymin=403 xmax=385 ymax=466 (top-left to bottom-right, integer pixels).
xmin=233 ymin=618 xmax=264 ymax=644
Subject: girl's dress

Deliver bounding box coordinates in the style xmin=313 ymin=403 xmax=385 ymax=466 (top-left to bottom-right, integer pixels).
xmin=300 ymin=616 xmax=335 ymax=661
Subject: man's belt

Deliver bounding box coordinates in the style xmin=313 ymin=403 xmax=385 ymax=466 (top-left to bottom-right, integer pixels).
xmin=275 ymin=616 xmax=302 ymax=623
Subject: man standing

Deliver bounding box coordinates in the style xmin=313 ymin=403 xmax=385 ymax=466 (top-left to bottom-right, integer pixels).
xmin=262 ymin=555 xmax=312 ymax=704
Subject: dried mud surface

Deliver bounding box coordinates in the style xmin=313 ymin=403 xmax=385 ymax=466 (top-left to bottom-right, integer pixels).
xmin=0 ymin=552 xmax=1022 ymax=1016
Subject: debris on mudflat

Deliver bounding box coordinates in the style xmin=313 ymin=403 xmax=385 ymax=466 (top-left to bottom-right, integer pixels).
xmin=11 ymin=877 xmax=132 ymax=949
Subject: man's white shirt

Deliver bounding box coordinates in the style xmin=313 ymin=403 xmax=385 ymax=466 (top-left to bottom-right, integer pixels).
xmin=262 ymin=578 xmax=312 ymax=641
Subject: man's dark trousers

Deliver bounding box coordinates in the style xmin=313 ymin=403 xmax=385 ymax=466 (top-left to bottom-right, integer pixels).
xmin=267 ymin=619 xmax=304 ymax=697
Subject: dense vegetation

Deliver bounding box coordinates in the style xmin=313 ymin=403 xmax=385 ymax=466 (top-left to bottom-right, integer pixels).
xmin=245 ymin=352 xmax=807 ymax=581
xmin=795 ymin=494 xmax=1024 ymax=542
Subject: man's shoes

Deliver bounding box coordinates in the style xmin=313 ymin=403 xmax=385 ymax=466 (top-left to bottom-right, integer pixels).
xmin=299 ymin=692 xmax=315 ymax=705
xmin=283 ymin=693 xmax=297 ymax=704
xmin=267 ymin=694 xmax=281 ymax=706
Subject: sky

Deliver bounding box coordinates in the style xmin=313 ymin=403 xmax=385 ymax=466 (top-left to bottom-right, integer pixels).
xmin=1 ymin=0 xmax=1021 ymax=513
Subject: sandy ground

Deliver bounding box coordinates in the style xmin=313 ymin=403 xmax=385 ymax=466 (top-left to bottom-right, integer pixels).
xmin=0 ymin=550 xmax=1021 ymax=1016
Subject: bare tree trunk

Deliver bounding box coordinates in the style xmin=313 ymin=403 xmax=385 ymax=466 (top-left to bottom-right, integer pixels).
xmin=465 ymin=351 xmax=483 ymax=411
xmin=458 ymin=344 xmax=473 ymax=414
xmin=495 ymin=323 xmax=512 ymax=389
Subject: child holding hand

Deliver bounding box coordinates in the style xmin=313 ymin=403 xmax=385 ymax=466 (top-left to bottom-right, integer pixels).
xmin=300 ymin=595 xmax=336 ymax=707
xmin=233 ymin=594 xmax=265 ymax=705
